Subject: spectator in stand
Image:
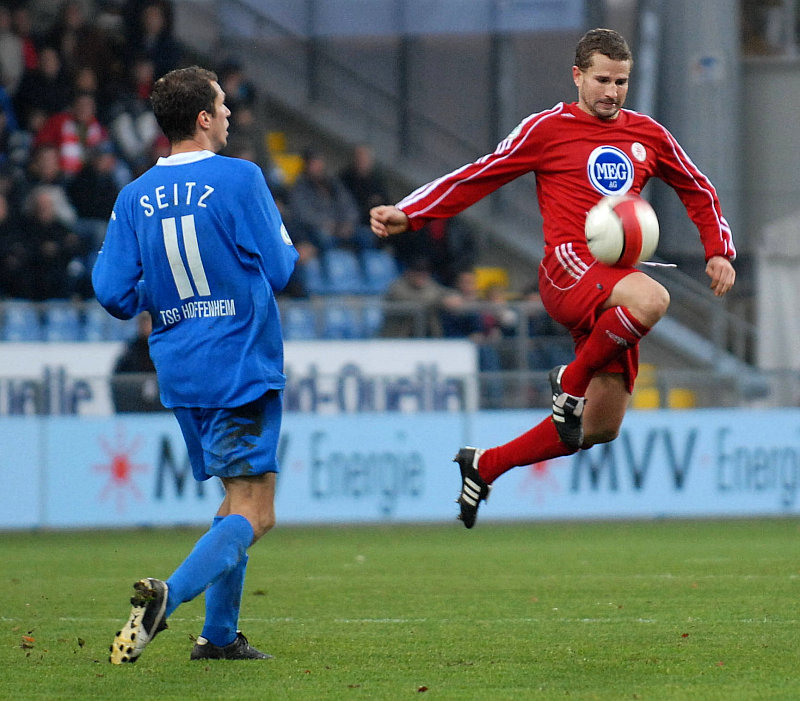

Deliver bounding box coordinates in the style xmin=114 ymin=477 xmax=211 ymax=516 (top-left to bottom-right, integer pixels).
xmin=218 ymin=61 xmax=285 ymax=195
xmin=45 ymin=0 xmax=116 ymax=87
xmin=0 ymin=6 xmax=24 ymax=97
xmin=20 ymin=184 xmax=90 ymax=299
xmin=125 ymin=0 xmax=182 ymax=79
xmin=0 ymin=190 xmax=31 ymax=298
xmin=288 ymin=149 xmax=368 ymax=251
xmin=440 ymin=269 xmax=484 ymax=339
xmin=0 ymin=161 xmax=19 ymax=203
xmin=112 ymin=312 xmax=163 ymax=413
xmin=10 ymin=6 xmax=38 ymax=74
xmin=68 ymin=140 xmax=123 ymax=248
xmin=381 ymin=256 xmax=460 ymax=338
xmin=70 ymin=64 xmax=118 ymax=124
xmin=72 ymin=63 xmax=99 ymax=98
xmin=13 ymin=46 xmax=71 ymax=132
xmin=217 ymin=59 xmax=256 ymax=113
xmin=225 ymin=134 xmax=285 ymax=205
xmin=0 ymin=84 xmax=24 ymax=171
xmin=441 ymin=268 xmax=503 ymax=362
xmin=266 ymin=183 xmax=315 ymax=299
xmin=107 ymin=55 xmax=160 ymax=176
xmin=520 ymin=278 xmax=573 ymax=371
xmin=339 ymin=143 xmax=389 ymax=228
xmin=482 ymin=282 xmax=521 ymax=341
xmin=391 ymin=216 xmax=477 ymax=287
xmin=16 ymin=143 xmax=75 ymax=223
xmin=34 ymin=91 xmax=108 ymax=177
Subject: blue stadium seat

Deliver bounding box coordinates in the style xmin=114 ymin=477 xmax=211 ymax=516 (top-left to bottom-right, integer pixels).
xmin=301 ymin=257 xmax=328 ymax=296
xmin=106 ymin=315 xmax=138 ymax=341
xmin=82 ymin=302 xmax=109 ymax=341
xmin=361 ymin=300 xmax=385 ymax=338
xmin=43 ymin=302 xmax=83 ymax=341
xmin=83 ymin=301 xmax=136 ymax=341
xmin=282 ymin=305 xmax=317 ymax=340
xmin=322 ymin=303 xmax=362 ymax=339
xmin=361 ymin=249 xmax=399 ymax=294
xmin=323 ymin=249 xmax=367 ymax=294
xmin=2 ymin=301 xmax=43 ymax=341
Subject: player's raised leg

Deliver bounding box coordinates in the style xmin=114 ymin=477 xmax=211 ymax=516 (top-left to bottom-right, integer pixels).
xmin=452 ymin=370 xmax=631 ymax=529
xmin=551 ymin=272 xmax=668 ymax=448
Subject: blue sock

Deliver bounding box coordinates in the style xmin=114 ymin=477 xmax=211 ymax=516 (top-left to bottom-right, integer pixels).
xmin=201 ymin=517 xmax=249 ymax=647
xmin=165 ymin=514 xmax=253 ymax=618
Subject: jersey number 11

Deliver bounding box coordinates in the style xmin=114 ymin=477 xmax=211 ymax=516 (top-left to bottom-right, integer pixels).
xmin=162 ymin=214 xmax=211 ymax=299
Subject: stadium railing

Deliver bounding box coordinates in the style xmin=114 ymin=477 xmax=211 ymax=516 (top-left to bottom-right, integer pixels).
xmin=0 ymin=296 xmax=780 ymax=408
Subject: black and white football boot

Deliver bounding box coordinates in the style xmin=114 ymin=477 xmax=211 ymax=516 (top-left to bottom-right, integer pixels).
xmin=453 ymin=447 xmax=491 ymax=529
xmin=549 ymin=365 xmax=585 ymax=450
xmin=109 ymin=578 xmax=168 ymax=664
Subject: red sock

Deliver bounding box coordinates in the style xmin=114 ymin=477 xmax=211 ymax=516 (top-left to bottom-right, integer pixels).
xmin=478 ymin=417 xmax=577 ymax=484
xmin=561 ymin=306 xmax=650 ymax=396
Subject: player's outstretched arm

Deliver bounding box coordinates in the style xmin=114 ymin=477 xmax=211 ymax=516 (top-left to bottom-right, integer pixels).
xmin=370 ymin=205 xmax=410 ymax=238
xmin=705 ymin=255 xmax=735 ymax=297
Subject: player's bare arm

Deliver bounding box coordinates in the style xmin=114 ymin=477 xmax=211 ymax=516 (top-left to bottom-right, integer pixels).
xmin=370 ymin=205 xmax=410 ymax=238
xmin=705 ymin=255 xmax=735 ymax=297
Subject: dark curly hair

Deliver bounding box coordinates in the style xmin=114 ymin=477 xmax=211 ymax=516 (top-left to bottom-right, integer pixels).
xmin=150 ymin=66 xmax=219 ymax=143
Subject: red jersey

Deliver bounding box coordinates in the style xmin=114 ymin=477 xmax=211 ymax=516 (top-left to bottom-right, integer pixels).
xmin=34 ymin=111 xmax=109 ymax=176
xmin=397 ymin=101 xmax=736 ymax=263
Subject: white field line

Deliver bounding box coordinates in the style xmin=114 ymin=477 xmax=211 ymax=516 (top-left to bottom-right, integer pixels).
xmin=14 ymin=615 xmax=796 ymax=626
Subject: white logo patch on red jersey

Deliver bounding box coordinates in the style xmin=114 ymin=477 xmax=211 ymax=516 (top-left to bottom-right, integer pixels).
xmin=631 ymin=142 xmax=647 ymax=162
xmin=587 ymin=145 xmax=634 ymax=196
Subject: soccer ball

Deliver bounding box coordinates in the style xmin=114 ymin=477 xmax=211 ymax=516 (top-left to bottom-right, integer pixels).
xmin=584 ymin=194 xmax=659 ymax=266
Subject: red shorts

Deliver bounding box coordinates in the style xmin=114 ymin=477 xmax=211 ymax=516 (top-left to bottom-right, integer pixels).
xmin=538 ymin=244 xmax=639 ymax=393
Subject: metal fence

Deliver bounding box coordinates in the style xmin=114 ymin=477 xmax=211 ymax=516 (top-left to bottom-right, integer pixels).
xmin=0 ymin=296 xmax=780 ymax=410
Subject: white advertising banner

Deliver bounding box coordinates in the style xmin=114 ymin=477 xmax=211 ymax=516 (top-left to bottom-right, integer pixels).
xmin=0 ymin=342 xmax=122 ymax=416
xmin=2 ymin=408 xmax=799 ymax=529
xmin=283 ymin=339 xmax=478 ymax=413
xmin=0 ymin=340 xmax=478 ymax=416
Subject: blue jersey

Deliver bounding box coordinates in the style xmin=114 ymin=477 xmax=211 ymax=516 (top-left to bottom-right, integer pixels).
xmin=92 ymin=151 xmax=298 ymax=408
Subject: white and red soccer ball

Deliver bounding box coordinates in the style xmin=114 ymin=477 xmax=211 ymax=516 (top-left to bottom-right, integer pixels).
xmin=584 ymin=194 xmax=659 ymax=267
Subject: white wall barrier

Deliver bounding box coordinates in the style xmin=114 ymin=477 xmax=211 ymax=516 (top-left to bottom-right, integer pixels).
xmin=3 ymin=408 xmax=800 ymax=529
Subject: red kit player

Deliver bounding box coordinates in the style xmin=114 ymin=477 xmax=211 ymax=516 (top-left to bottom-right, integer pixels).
xmin=370 ymin=28 xmax=736 ymax=528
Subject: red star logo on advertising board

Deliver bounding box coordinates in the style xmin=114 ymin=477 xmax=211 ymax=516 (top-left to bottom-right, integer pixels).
xmin=93 ymin=425 xmax=149 ymax=513
xmin=519 ymin=458 xmax=562 ymax=504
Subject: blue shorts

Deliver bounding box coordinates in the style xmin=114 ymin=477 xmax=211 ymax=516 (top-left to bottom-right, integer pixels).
xmin=173 ymin=390 xmax=283 ymax=482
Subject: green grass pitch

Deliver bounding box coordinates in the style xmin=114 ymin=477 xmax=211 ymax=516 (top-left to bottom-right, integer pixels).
xmin=2 ymin=518 xmax=799 ymax=700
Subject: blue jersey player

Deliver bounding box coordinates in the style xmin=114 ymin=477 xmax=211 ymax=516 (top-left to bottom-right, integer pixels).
xmin=94 ymin=66 xmax=298 ymax=663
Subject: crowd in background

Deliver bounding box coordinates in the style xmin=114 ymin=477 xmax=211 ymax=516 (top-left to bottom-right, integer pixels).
xmin=0 ymin=0 xmax=569 ymax=388
xmin=0 ymin=0 xmax=182 ymax=301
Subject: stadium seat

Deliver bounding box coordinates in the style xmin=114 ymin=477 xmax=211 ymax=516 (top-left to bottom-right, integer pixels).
xmin=106 ymin=315 xmax=138 ymax=341
xmin=1 ymin=301 xmax=43 ymax=341
xmin=474 ymin=266 xmax=510 ymax=292
xmin=323 ymin=249 xmax=367 ymax=295
xmin=361 ymin=300 xmax=385 ymax=338
xmin=361 ymin=249 xmax=399 ymax=294
xmin=83 ymin=302 xmax=110 ymax=341
xmin=301 ymin=257 xmax=328 ymax=296
xmin=631 ymin=386 xmax=660 ymax=410
xmin=43 ymin=302 xmax=83 ymax=341
xmin=321 ymin=303 xmax=362 ymax=339
xmin=84 ymin=302 xmax=136 ymax=341
xmin=668 ymin=387 xmax=697 ymax=409
xmin=282 ymin=305 xmax=318 ymax=340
